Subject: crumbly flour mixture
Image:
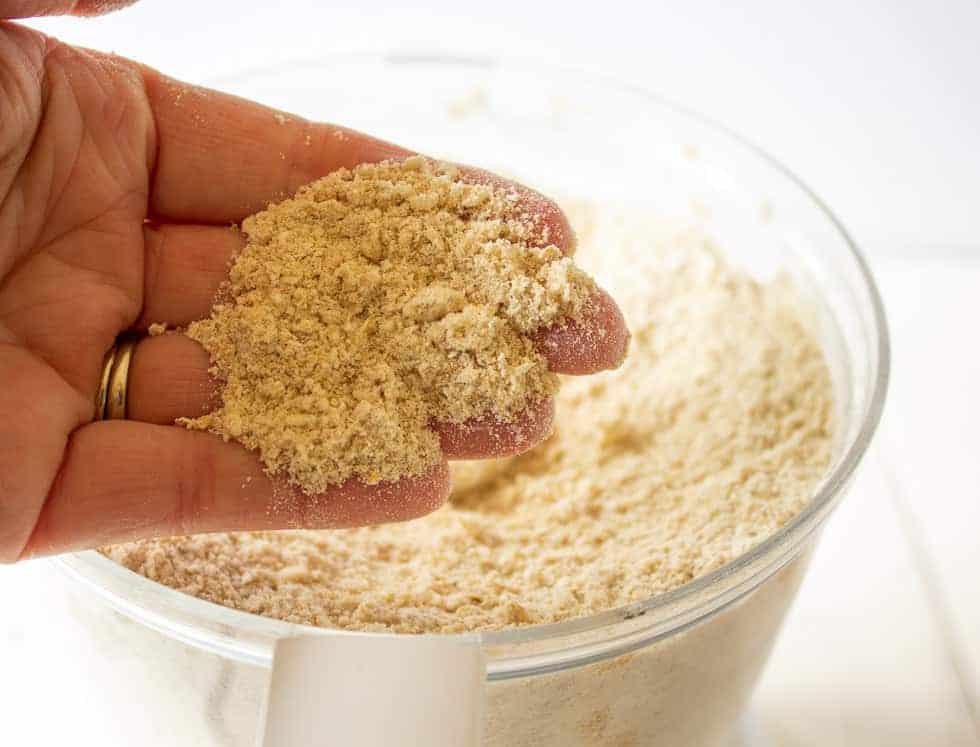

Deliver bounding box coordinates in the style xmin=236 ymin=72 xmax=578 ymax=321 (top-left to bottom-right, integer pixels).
xmin=107 ymin=199 xmax=833 ymax=634
xmin=181 ymin=157 xmax=595 ymax=492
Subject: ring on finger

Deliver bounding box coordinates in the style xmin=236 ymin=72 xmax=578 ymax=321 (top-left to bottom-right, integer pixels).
xmin=95 ymin=337 xmax=138 ymax=420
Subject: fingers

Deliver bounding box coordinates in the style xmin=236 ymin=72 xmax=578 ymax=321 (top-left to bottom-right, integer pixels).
xmin=534 ymin=288 xmax=630 ymax=374
xmin=72 ymin=0 xmax=140 ymax=15
xmin=136 ymin=191 xmax=573 ymax=333
xmin=138 ymin=64 xmax=576 ymax=258
xmin=21 ymin=421 xmax=451 ymax=558
xmin=456 ymin=165 xmax=576 ymax=254
xmin=126 ymin=333 xmax=216 ymax=424
xmin=433 ymin=398 xmax=555 ymax=460
xmin=126 ymin=334 xmax=555 ymax=460
xmin=0 ymin=0 xmax=137 ymax=18
xmin=0 ymin=344 xmax=92 ymax=563
xmin=138 ymin=222 xmax=242 ymax=329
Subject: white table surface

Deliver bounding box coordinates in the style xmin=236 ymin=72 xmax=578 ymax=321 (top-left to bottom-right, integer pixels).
xmin=4 ymin=2 xmax=980 ymax=744
xmin=753 ymin=256 xmax=980 ymax=746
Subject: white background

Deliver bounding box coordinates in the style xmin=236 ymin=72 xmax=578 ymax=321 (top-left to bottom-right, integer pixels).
xmin=21 ymin=0 xmax=980 ymax=255
xmin=3 ymin=2 xmax=980 ymax=744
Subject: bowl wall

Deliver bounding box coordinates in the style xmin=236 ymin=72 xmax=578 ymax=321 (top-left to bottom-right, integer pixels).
xmin=55 ymin=56 xmax=888 ymax=746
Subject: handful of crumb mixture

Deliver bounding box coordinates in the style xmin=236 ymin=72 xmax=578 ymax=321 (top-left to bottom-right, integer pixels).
xmin=180 ymin=156 xmax=601 ymax=494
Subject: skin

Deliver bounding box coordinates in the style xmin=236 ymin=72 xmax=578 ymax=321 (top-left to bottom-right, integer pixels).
xmin=0 ymin=3 xmax=629 ymax=562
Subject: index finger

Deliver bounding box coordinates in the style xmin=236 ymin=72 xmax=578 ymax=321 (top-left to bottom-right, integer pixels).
xmin=21 ymin=421 xmax=450 ymax=558
xmin=142 ymin=68 xmax=410 ymax=223
xmin=455 ymin=164 xmax=576 ymax=254
xmin=0 ymin=0 xmax=138 ymax=18
xmin=141 ymin=68 xmax=574 ymax=257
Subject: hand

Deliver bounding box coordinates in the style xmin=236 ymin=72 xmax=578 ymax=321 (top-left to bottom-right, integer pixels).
xmin=0 ymin=8 xmax=628 ymax=561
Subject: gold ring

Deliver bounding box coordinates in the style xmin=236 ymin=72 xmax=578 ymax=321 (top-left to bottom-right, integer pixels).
xmin=96 ymin=338 xmax=138 ymax=420
xmin=94 ymin=346 xmax=116 ymax=420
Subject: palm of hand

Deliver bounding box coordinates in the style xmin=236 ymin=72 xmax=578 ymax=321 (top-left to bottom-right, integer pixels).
xmin=0 ymin=24 xmax=628 ymax=561
xmin=0 ymin=28 xmax=150 ymax=559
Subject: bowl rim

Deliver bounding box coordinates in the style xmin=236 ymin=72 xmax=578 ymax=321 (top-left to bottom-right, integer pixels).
xmin=57 ymin=52 xmax=890 ymax=679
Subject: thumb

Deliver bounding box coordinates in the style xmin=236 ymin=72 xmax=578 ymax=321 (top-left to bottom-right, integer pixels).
xmin=1 ymin=0 xmax=137 ymax=18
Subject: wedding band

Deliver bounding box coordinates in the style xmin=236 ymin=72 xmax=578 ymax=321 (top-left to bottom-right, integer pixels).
xmin=94 ymin=346 xmax=116 ymax=420
xmin=97 ymin=338 xmax=138 ymax=420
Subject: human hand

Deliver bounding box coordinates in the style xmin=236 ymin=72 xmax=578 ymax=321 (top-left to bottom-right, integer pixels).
xmin=0 ymin=6 xmax=628 ymax=561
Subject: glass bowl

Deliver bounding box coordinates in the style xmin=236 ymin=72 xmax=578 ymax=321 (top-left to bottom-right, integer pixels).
xmin=51 ymin=55 xmax=888 ymax=746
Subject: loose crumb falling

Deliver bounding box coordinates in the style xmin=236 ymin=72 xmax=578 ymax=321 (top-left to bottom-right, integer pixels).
xmin=108 ymin=199 xmax=833 ymax=634
xmin=147 ymin=322 xmax=167 ymax=336
xmin=179 ymin=157 xmax=596 ymax=493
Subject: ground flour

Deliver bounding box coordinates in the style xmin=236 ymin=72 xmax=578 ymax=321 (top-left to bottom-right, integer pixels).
xmin=180 ymin=157 xmax=596 ymax=492
xmin=106 ymin=198 xmax=833 ymax=635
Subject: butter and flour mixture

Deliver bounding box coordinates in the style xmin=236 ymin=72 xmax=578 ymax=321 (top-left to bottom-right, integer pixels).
xmin=180 ymin=157 xmax=596 ymax=493
xmin=108 ymin=199 xmax=833 ymax=634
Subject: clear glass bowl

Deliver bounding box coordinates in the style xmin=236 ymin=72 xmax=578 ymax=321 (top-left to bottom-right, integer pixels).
xmin=52 ymin=55 xmax=888 ymax=746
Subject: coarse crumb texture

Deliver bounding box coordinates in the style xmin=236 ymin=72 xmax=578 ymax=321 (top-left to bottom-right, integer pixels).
xmin=71 ymin=0 xmax=140 ymax=16
xmin=107 ymin=200 xmax=833 ymax=634
xmin=180 ymin=157 xmax=596 ymax=492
